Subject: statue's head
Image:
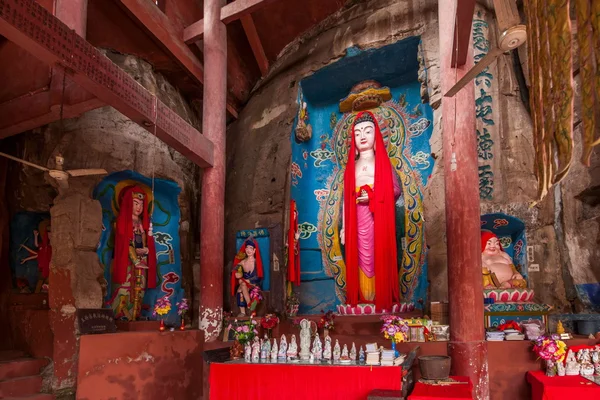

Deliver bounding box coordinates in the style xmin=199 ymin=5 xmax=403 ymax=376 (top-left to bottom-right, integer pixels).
xmin=353 ymin=112 xmax=376 ymax=154
xmin=132 ymin=191 xmax=145 ymax=217
xmin=244 ymin=239 xmax=257 ymax=257
xmin=481 ymin=231 xmax=502 ymax=255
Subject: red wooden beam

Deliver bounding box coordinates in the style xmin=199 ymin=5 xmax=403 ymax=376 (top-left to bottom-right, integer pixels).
xmin=0 ymin=0 xmax=213 ymax=167
xmin=451 ymin=0 xmax=476 ymax=67
xmin=114 ymin=0 xmax=239 ymax=118
xmin=183 ymin=0 xmax=281 ymax=43
xmin=240 ymin=14 xmax=268 ymax=75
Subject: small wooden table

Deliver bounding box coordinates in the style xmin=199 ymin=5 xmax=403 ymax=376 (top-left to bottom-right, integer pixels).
xmin=408 ymin=376 xmax=472 ymax=400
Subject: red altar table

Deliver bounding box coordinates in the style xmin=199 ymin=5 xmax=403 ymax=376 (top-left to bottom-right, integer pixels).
xmin=209 ymin=362 xmax=402 ymax=400
xmin=527 ymin=370 xmax=600 ymax=400
xmin=408 ymin=376 xmax=472 ymax=399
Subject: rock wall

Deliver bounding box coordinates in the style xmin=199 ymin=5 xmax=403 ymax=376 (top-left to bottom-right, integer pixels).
xmin=1 ymin=51 xmax=201 ymax=391
xmin=225 ymin=0 xmax=600 ymax=314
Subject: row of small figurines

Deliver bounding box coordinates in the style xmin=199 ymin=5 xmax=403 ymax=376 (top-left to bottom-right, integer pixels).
xmin=244 ymin=333 xmax=366 ymax=363
xmin=560 ymin=346 xmax=600 ymax=376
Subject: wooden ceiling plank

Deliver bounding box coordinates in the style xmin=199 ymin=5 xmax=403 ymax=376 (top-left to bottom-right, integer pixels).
xmin=113 ymin=0 xmax=241 ymax=117
xmin=183 ymin=0 xmax=283 ymax=43
xmin=240 ymin=14 xmax=269 ymax=76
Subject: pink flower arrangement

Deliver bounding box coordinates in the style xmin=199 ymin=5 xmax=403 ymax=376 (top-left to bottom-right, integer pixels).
xmin=176 ymin=298 xmax=189 ymax=316
xmin=229 ymin=319 xmax=259 ymax=345
xmin=380 ymin=314 xmax=409 ymax=343
xmin=153 ymin=295 xmax=171 ymax=318
xmin=532 ymin=335 xmax=567 ymax=362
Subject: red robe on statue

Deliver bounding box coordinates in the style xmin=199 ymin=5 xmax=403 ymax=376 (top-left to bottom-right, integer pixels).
xmin=114 ymin=186 xmax=157 ymax=289
xmin=343 ymin=110 xmax=399 ymax=311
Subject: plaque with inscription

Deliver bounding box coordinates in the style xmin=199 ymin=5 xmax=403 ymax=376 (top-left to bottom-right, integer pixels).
xmin=77 ymin=309 xmax=117 ymax=335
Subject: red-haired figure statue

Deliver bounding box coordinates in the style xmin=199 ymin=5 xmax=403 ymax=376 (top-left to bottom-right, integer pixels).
xmin=109 ymin=186 xmax=157 ymax=320
xmin=481 ymin=231 xmax=527 ymax=289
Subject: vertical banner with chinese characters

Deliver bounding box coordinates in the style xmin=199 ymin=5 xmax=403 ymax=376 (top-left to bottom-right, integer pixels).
xmin=473 ymin=8 xmax=502 ymax=202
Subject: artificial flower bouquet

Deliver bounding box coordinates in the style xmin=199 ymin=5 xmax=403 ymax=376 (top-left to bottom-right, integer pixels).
xmin=380 ymin=314 xmax=409 ymax=343
xmin=532 ymin=334 xmax=567 ymax=376
xmin=318 ymin=310 xmax=336 ymax=331
xmin=229 ymin=319 xmax=259 ymax=345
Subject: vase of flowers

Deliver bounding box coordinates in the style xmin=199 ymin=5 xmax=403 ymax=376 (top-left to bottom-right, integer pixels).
xmin=229 ymin=319 xmax=259 ymax=360
xmin=286 ymin=292 xmax=300 ymax=317
xmin=153 ymin=296 xmax=172 ymax=332
xmin=381 ymin=315 xmax=409 ymax=357
xmin=260 ymin=314 xmax=279 ymax=338
xmin=318 ymin=310 xmax=335 ymax=336
xmin=532 ymin=335 xmax=567 ymax=377
xmin=177 ymin=298 xmax=189 ymax=331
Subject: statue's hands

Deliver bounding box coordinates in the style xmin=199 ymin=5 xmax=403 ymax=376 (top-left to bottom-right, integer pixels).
xmin=33 ymin=230 xmax=39 ymax=237
xmin=340 ymin=228 xmax=345 ymax=245
xmin=511 ymin=273 xmax=523 ymax=280
xmin=136 ymin=247 xmax=149 ymax=256
xmin=356 ymin=195 xmax=369 ymax=203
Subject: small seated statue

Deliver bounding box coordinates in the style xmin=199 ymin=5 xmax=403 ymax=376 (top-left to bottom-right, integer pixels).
xmin=340 ymin=344 xmax=350 ymax=363
xmin=481 ymin=232 xmax=527 ymax=289
xmin=350 ymin=343 xmax=357 ymax=361
xmin=359 ymin=346 xmax=365 ymax=364
xmin=244 ymin=343 xmax=252 ymax=363
xmin=565 ymin=350 xmax=580 ymax=376
xmin=270 ymin=340 xmax=278 ymax=361
xmin=312 ymin=335 xmax=323 ymax=361
xmin=278 ymin=335 xmax=288 ymax=360
xmin=323 ymin=336 xmax=332 ymax=361
xmin=287 ymin=334 xmax=299 ymax=361
xmin=251 ymin=337 xmax=260 ymax=362
xmin=333 ymin=339 xmax=341 ymax=362
xmin=260 ymin=335 xmax=270 ymax=360
xmin=557 ymin=361 xmax=566 ymax=376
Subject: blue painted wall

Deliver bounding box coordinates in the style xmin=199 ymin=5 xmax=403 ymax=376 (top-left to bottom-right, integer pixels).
xmin=94 ymin=170 xmax=184 ymax=324
xmin=290 ymin=37 xmax=433 ymax=314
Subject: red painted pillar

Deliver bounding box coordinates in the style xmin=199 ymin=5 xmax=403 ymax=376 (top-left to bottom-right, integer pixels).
xmin=439 ymin=2 xmax=489 ymax=399
xmin=200 ymin=0 xmax=227 ymax=342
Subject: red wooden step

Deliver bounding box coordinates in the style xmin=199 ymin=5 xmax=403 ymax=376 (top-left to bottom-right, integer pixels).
xmin=0 ymin=375 xmax=43 ymax=398
xmin=0 ymin=358 xmax=49 ymax=380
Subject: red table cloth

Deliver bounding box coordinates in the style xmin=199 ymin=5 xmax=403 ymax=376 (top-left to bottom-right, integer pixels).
xmin=408 ymin=376 xmax=472 ymax=399
xmin=527 ymin=370 xmax=600 ymax=400
xmin=209 ymin=362 xmax=402 ymax=400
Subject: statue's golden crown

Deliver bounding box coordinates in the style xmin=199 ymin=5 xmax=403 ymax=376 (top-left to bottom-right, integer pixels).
xmin=339 ymin=80 xmax=392 ymax=113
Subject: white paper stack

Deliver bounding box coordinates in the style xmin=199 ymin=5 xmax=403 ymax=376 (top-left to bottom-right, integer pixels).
xmin=380 ymin=349 xmax=395 ymax=366
xmin=504 ymin=329 xmax=525 ymax=341
xmin=486 ymin=331 xmax=505 ymax=341
xmin=366 ymin=352 xmax=380 ymax=365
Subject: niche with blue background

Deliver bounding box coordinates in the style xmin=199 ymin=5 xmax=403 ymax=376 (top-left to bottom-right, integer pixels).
xmin=290 ymin=37 xmax=434 ymax=314
xmin=94 ymin=170 xmax=184 ymax=325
